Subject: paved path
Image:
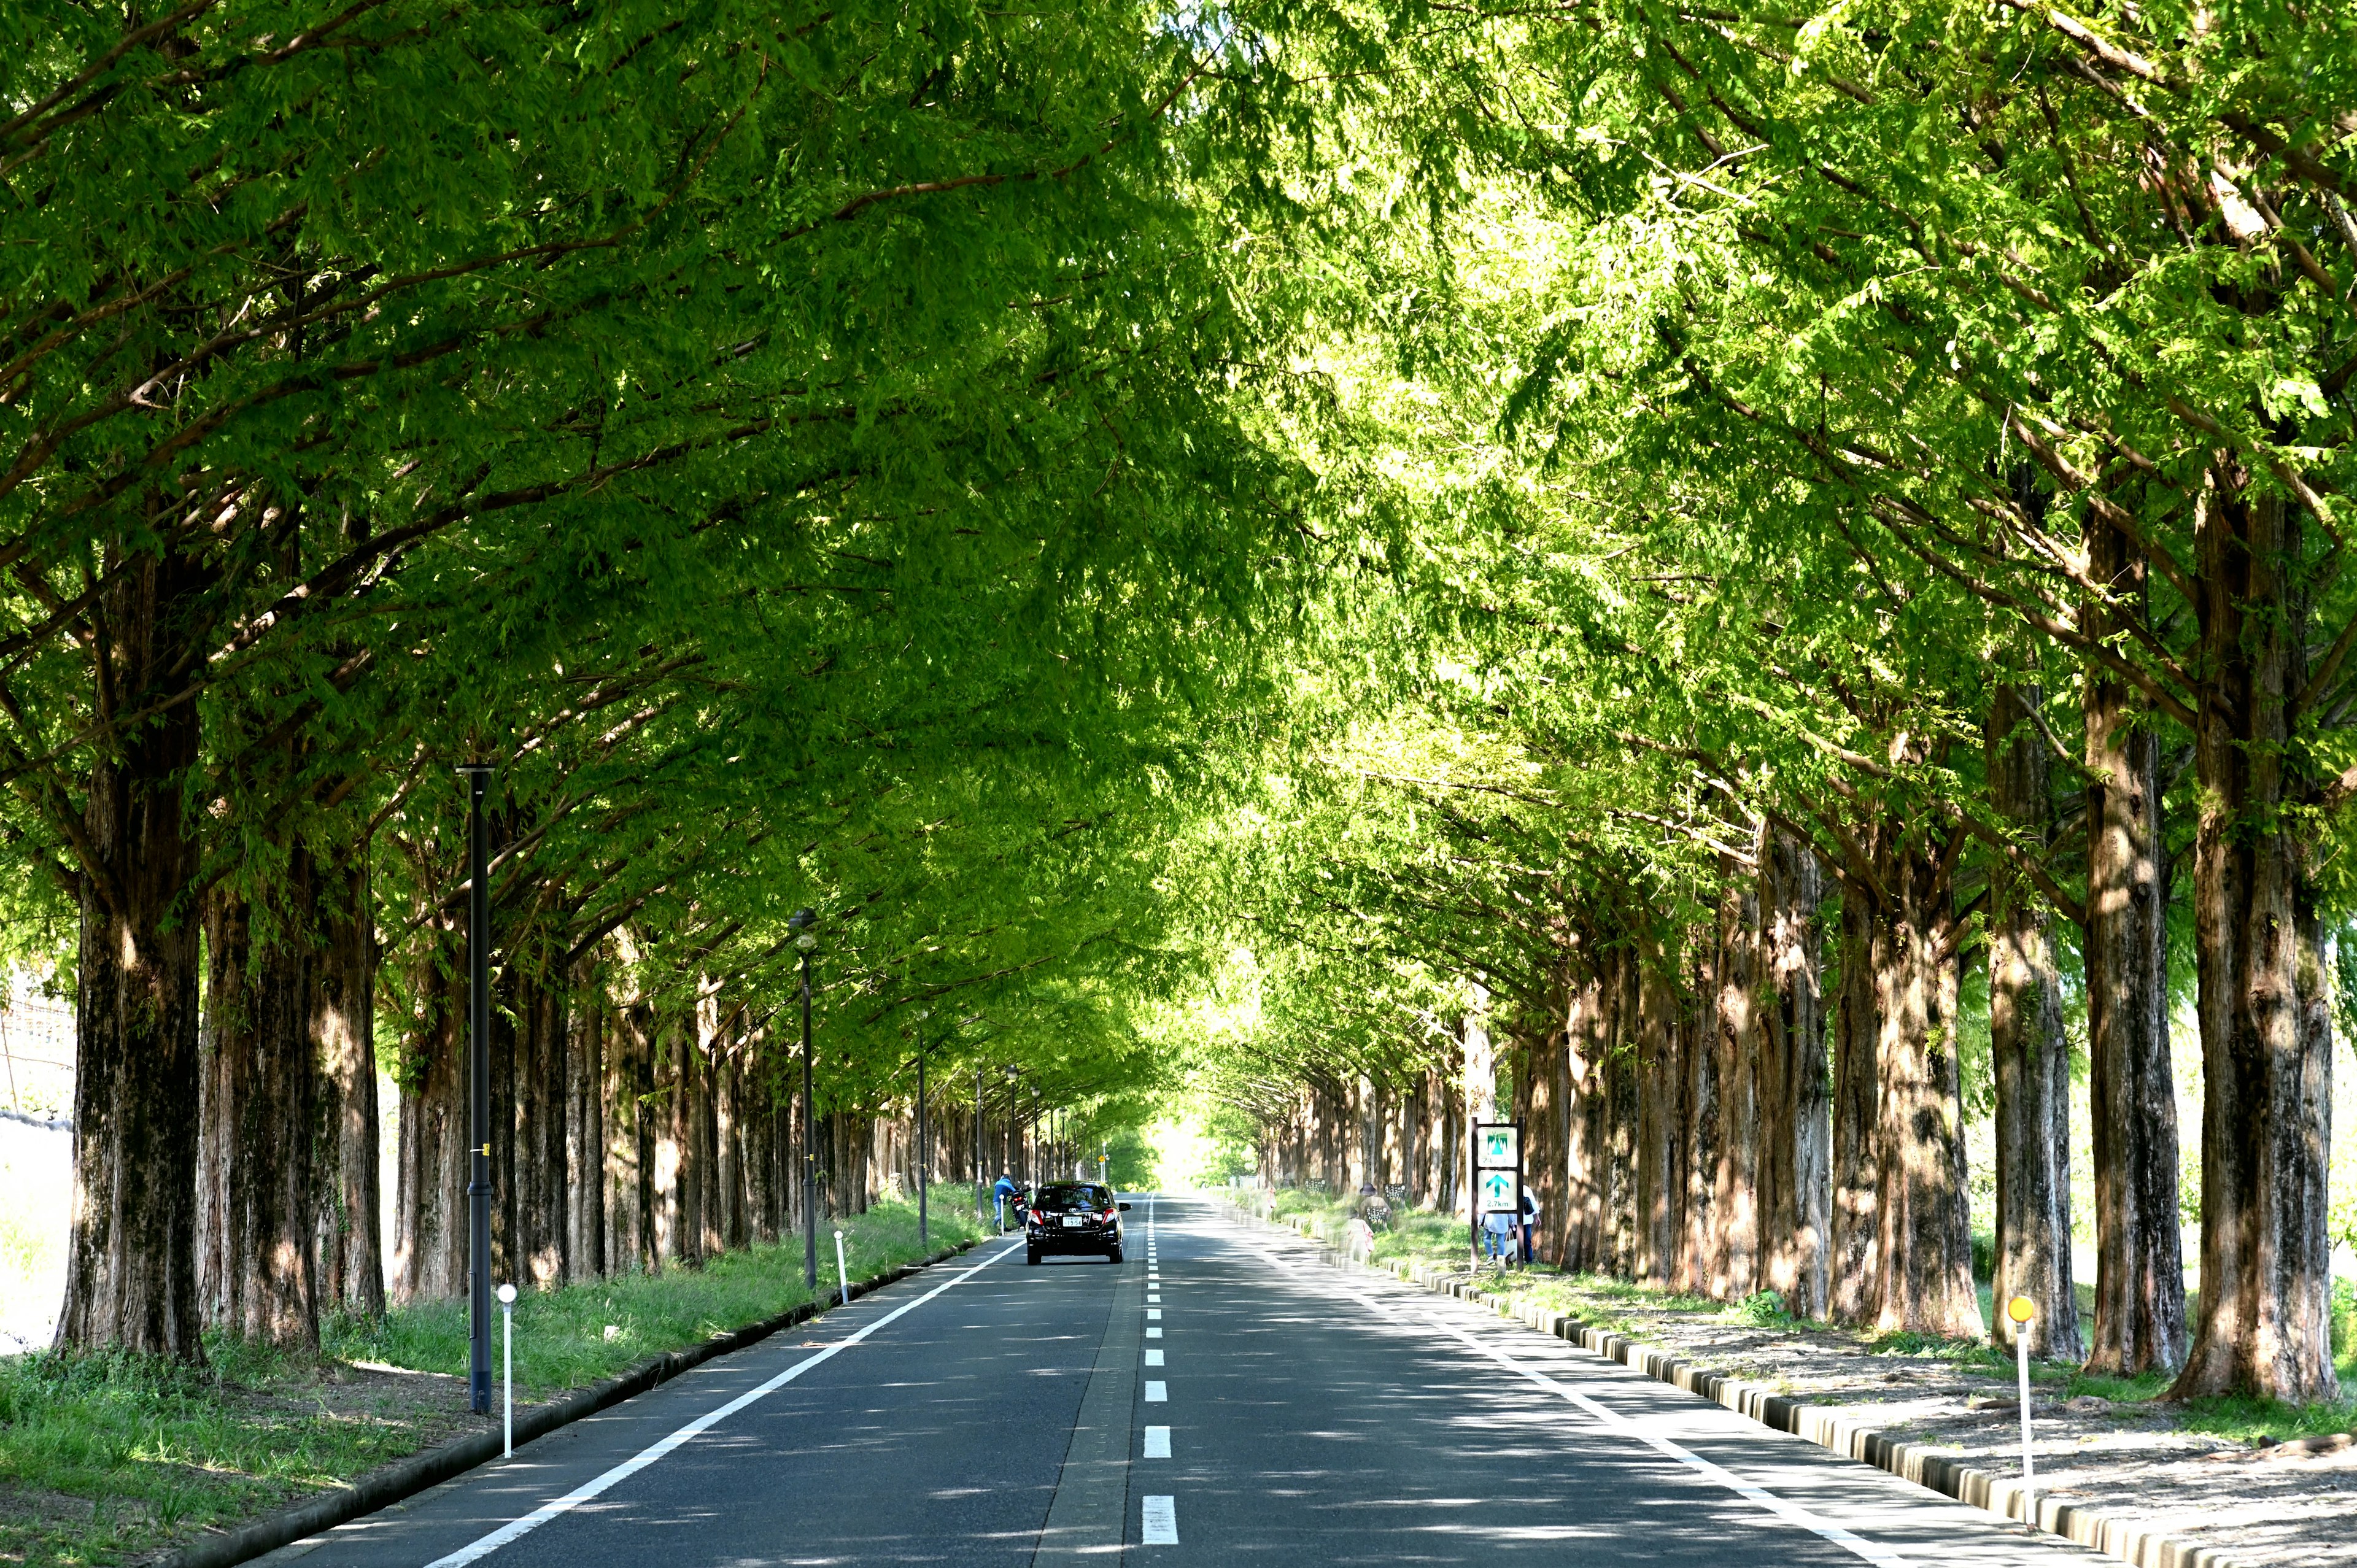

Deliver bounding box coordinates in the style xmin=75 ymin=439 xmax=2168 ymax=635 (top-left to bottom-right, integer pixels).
xmin=263 ymin=1197 xmax=2115 ymax=1566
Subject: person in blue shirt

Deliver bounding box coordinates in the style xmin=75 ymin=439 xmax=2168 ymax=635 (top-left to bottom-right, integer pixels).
xmin=993 ymin=1172 xmax=1017 ymax=1232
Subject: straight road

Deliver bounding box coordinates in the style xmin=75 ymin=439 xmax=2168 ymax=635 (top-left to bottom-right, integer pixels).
xmin=261 ymin=1198 xmax=2115 ymax=1567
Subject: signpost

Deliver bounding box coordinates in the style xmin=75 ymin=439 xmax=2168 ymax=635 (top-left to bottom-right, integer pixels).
xmin=1471 ymin=1121 xmax=1523 ymax=1266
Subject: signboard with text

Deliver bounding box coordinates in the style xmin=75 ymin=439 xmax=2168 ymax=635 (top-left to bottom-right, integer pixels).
xmin=1471 ymin=1121 xmax=1523 ymax=1215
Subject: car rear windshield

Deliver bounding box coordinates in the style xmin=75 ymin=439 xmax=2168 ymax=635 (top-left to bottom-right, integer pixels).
xmin=1033 ymin=1184 xmax=1111 ymax=1211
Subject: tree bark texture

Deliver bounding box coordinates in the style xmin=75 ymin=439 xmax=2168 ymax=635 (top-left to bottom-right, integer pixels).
xmin=393 ymin=929 xmax=467 ymax=1304
xmin=1987 ymin=684 xmax=2082 ymax=1359
xmin=1829 ymin=878 xmax=1879 ymax=1327
xmin=1759 ymin=831 xmax=1830 ymax=1319
xmin=2176 ymin=477 xmax=2340 ymax=1403
xmin=58 ymin=548 xmax=210 ymax=1359
xmin=1868 ymin=833 xmax=1983 ymax=1338
xmin=1714 ymin=858 xmax=1763 ymax=1302
xmin=314 ymin=849 xmax=384 ymax=1318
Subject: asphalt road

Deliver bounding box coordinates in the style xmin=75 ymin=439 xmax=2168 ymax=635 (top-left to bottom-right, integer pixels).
xmin=261 ymin=1197 xmax=2116 ymax=1567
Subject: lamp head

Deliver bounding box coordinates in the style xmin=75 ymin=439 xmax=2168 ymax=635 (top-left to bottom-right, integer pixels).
xmin=787 ymin=908 xmax=815 ymax=931
xmin=795 ymin=934 xmax=816 ymax=952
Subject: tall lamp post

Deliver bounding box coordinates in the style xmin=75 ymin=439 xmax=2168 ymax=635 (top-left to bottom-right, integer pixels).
xmin=457 ymin=762 xmax=495 ymax=1416
xmin=790 ymin=908 xmax=817 ymax=1289
xmin=1003 ymin=1065 xmax=1020 ymax=1191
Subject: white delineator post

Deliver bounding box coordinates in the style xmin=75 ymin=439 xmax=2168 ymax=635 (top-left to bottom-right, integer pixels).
xmin=834 ymin=1229 xmax=850 ymax=1305
xmin=497 ymin=1282 xmax=519 ymax=1458
xmin=2008 ymin=1294 xmax=2035 ymax=1526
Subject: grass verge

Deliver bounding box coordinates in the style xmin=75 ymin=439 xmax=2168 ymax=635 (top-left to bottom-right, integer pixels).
xmin=0 ymin=1200 xmax=986 ymax=1568
xmin=1239 ymin=1186 xmax=2357 ymax=1445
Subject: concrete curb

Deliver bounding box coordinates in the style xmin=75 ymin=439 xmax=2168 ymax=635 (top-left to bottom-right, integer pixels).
xmin=158 ymin=1239 xmax=984 ymax=1568
xmin=1242 ymin=1203 xmax=2242 ymax=1568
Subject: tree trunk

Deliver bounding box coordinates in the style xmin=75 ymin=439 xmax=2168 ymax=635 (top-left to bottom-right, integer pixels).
xmin=394 ymin=927 xmax=467 ymax=1303
xmin=1687 ymin=924 xmax=1725 ymax=1292
xmin=58 ymin=549 xmax=209 ymax=1359
xmin=2081 ymin=520 xmax=2188 ymax=1377
xmin=567 ymin=962 xmax=606 ymax=1281
xmin=1988 ymin=684 xmax=2081 ymax=1359
xmin=1829 ymin=878 xmax=1879 ymax=1326
xmin=314 ymin=849 xmax=383 ymax=1318
xmin=1714 ymin=855 xmax=1763 ymax=1302
xmin=2174 ymin=477 xmax=2340 ymax=1403
xmin=1760 ymin=831 xmax=1829 ymax=1319
xmin=1562 ymin=967 xmax=1606 ymax=1272
xmin=198 ymin=875 xmax=320 ymax=1349
xmin=1870 ymin=835 xmax=1984 ymax=1338
xmin=1635 ymin=929 xmax=1683 ymax=1289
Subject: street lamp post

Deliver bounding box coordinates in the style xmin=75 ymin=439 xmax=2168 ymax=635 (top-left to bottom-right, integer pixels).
xmin=790 ymin=909 xmax=817 ymax=1289
xmin=458 ymin=762 xmax=494 ymax=1417
xmin=974 ymin=1064 xmax=985 ymax=1219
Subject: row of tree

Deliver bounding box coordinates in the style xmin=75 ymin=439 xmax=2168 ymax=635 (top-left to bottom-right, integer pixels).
xmin=9 ymin=0 xmax=1310 ymax=1360
xmin=1185 ymin=0 xmax=2356 ymax=1407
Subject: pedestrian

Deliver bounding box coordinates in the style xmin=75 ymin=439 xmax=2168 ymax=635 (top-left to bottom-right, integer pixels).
xmin=1481 ymin=1207 xmax=1515 ymax=1264
xmin=1518 ymin=1185 xmax=1541 ymax=1265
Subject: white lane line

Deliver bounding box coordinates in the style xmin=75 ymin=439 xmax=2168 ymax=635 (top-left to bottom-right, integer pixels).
xmin=1144 ymin=1380 xmax=1168 ymax=1402
xmin=1142 ymin=1494 xmax=1178 ymax=1544
xmin=1145 ymin=1308 xmax=1161 ymax=1319
xmin=1146 ymin=1327 xmax=1163 ymax=1338
xmin=1144 ymin=1426 xmax=1172 ymax=1459
xmin=423 ymin=1242 xmax=1018 ymax=1568
xmin=1147 ymin=1292 xmax=1161 ymax=1303
xmin=1144 ymin=1348 xmax=1164 ymax=1366
xmin=1234 ymin=1229 xmax=1915 ymax=1568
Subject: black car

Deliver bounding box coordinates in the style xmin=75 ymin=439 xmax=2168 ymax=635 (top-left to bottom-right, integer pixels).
xmin=1024 ymin=1183 xmax=1131 ymax=1264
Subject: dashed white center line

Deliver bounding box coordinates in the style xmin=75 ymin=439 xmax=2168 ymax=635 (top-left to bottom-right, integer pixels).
xmin=1146 ymin=1327 xmax=1163 ymax=1338
xmin=1144 ymin=1426 xmax=1171 ymax=1459
xmin=1147 ymin=1292 xmax=1161 ymax=1303
xmin=1142 ymin=1495 xmax=1178 ymax=1544
xmin=1144 ymin=1380 xmax=1167 ymax=1402
xmin=1146 ymin=1308 xmax=1161 ymax=1319
xmin=1145 ymin=1349 xmax=1164 ymax=1365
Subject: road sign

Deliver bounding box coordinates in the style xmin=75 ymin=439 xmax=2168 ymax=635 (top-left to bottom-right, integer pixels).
xmin=1475 ymin=1124 xmax=1519 ymax=1170
xmin=1477 ymin=1169 xmax=1518 ymax=1214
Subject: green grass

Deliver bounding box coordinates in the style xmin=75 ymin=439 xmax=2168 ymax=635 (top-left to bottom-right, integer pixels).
xmin=328 ymin=1202 xmax=985 ymax=1396
xmin=0 ymin=1200 xmax=986 ymax=1567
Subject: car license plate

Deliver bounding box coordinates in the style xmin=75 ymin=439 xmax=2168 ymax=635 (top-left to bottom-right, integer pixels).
xmin=1061 ymin=1216 xmax=1086 ymax=1227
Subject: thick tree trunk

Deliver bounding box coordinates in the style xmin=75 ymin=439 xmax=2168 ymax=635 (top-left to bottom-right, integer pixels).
xmin=1687 ymin=929 xmax=1725 ymax=1292
xmin=567 ymin=964 xmax=606 ymax=1281
xmin=314 ymin=849 xmax=383 ymax=1318
xmin=58 ymin=550 xmax=209 ymax=1359
xmin=394 ymin=929 xmax=467 ymax=1303
xmin=198 ymin=876 xmax=320 ymax=1348
xmin=2081 ymin=521 xmax=2188 ymax=1377
xmin=1987 ymin=685 xmax=2082 ymax=1359
xmin=1635 ymin=930 xmax=1683 ymax=1289
xmin=1714 ymin=856 xmax=1763 ymax=1302
xmin=1829 ymin=879 xmax=1879 ymax=1326
xmin=1605 ymin=950 xmax=1639 ymax=1276
xmin=1760 ymin=832 xmax=1829 ymax=1319
xmin=1562 ymin=968 xmax=1606 ymax=1271
xmin=1870 ymin=837 xmax=1984 ymax=1338
xmin=2175 ymin=479 xmax=2339 ymax=1403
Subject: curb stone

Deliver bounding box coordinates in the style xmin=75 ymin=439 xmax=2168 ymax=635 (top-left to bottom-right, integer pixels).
xmin=155 ymin=1240 xmax=983 ymax=1568
xmin=1242 ymin=1203 xmax=2243 ymax=1568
